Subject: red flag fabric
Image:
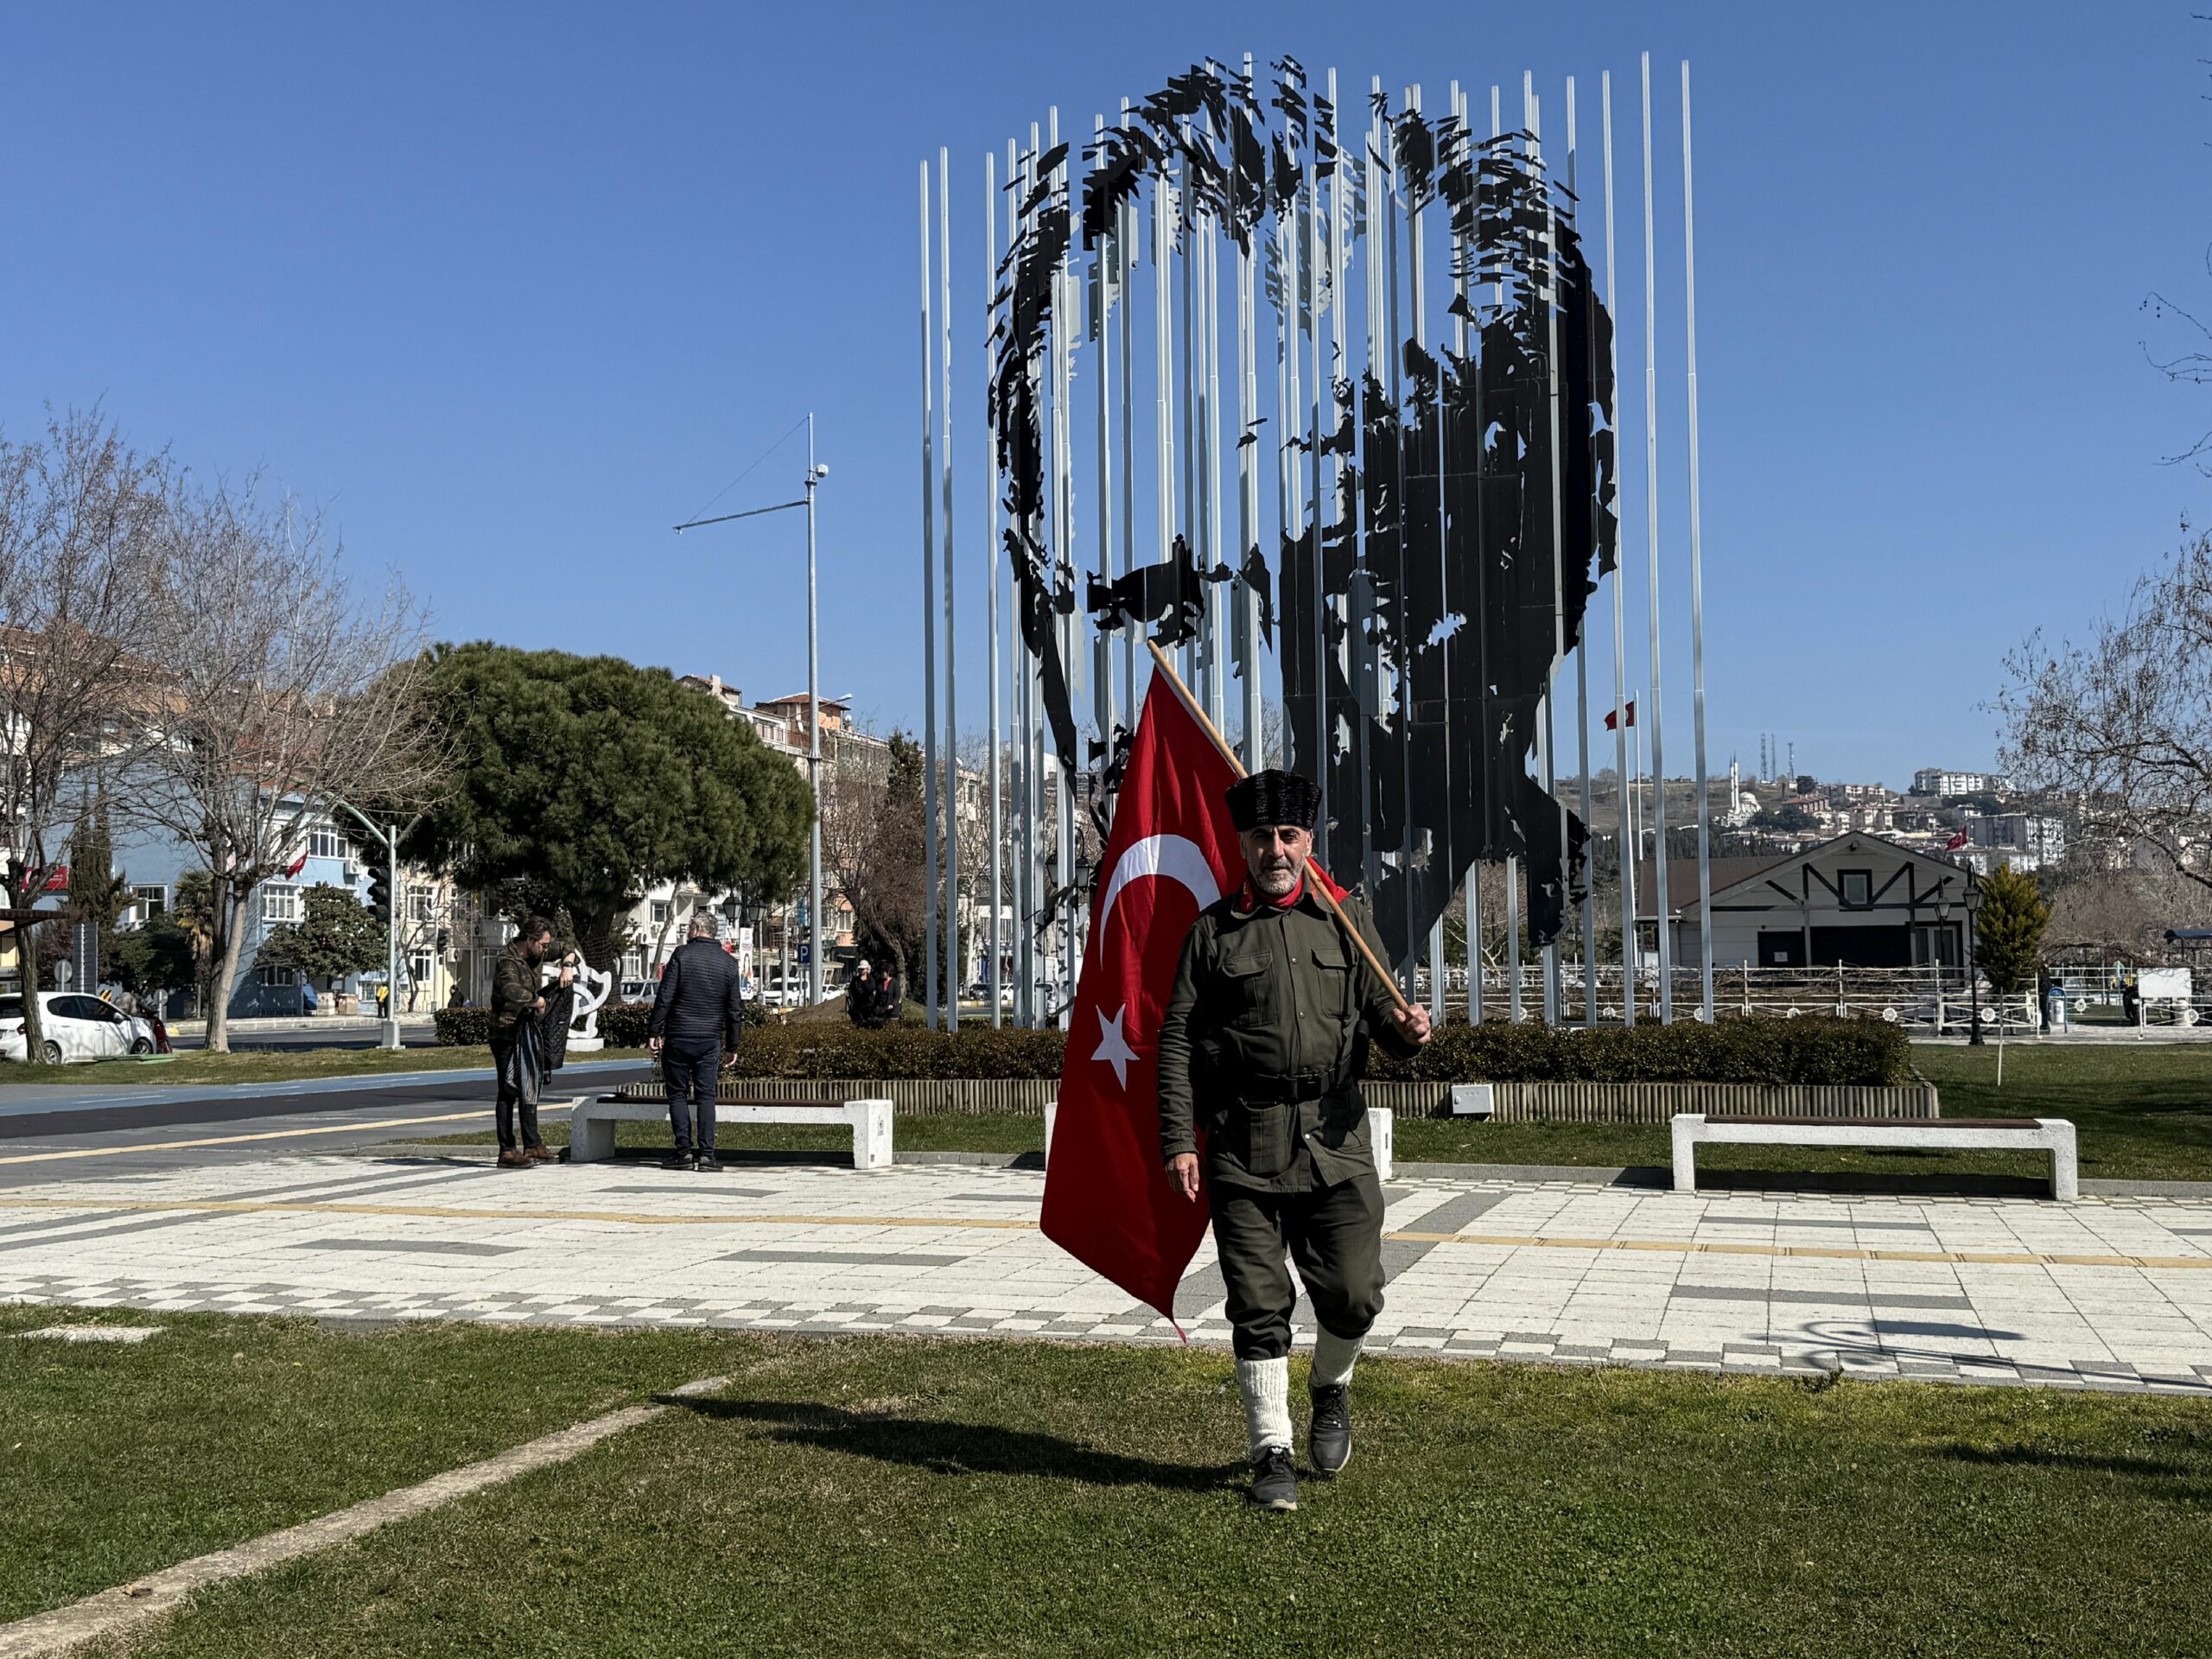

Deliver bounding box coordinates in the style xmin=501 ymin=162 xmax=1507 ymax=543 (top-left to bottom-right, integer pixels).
xmin=1945 ymin=829 xmax=1968 ymax=851
xmin=285 ymin=851 xmax=308 ymax=879
xmin=1041 ymin=676 xmax=1245 ymax=1324
xmin=1604 ymin=699 xmax=1637 ymax=732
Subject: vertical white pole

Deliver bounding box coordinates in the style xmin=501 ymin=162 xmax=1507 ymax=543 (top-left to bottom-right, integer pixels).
xmin=1155 ymin=141 xmax=1175 ymax=621
xmin=1682 ymin=59 xmax=1714 ymax=1026
xmin=1322 ymin=67 xmax=1344 ymax=859
xmin=1530 ymin=76 xmax=1564 ymax=1027
xmin=939 ymin=148 xmax=960 ymax=1030
xmin=918 ymin=160 xmax=940 ymax=1031
xmin=1493 ymin=83 xmax=1520 ymax=1018
xmin=1238 ymin=61 xmax=1263 ymax=766
xmin=806 ymin=415 xmax=823 ymax=1007
xmin=1205 ymin=192 xmax=1226 ymax=731
xmin=1454 ymin=80 xmax=1480 ymax=1027
xmin=985 ymin=150 xmax=1002 ymax=1028
xmin=1568 ymin=79 xmax=1596 ymax=1028
xmin=1641 ymin=52 xmax=1673 ymax=1022
xmin=1017 ymin=132 xmax=1038 ymax=1028
xmin=1604 ymin=73 xmax=1636 ymax=1026
xmin=1052 ymin=110 xmax=1076 ymax=1022
xmin=1121 ymin=99 xmax=1138 ymax=723
xmin=1095 ymin=114 xmax=1116 ymax=764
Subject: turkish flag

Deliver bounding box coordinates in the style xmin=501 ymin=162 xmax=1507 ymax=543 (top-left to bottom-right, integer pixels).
xmin=1041 ymin=676 xmax=1245 ymax=1325
xmin=1605 ymin=699 xmax=1637 ymax=732
xmin=1945 ymin=829 xmax=1968 ymax=851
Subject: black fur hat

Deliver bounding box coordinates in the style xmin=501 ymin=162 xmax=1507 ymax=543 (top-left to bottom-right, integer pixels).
xmin=1226 ymin=768 xmax=1322 ymax=832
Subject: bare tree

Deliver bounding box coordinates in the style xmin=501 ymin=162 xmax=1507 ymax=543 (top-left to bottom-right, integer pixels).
xmin=0 ymin=411 xmax=173 ymax=1064
xmin=819 ymin=728 xmax=921 ymax=996
xmin=130 ymin=480 xmax=443 ymax=1051
xmin=1997 ymin=530 xmax=2212 ymax=899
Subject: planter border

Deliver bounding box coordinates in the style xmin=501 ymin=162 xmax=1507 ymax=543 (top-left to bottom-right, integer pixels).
xmin=713 ymin=1077 xmax=1937 ymax=1122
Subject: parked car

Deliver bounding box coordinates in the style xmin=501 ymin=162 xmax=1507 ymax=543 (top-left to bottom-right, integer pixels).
xmin=0 ymin=992 xmax=157 ymax=1063
xmin=619 ymin=979 xmax=652 ymax=1003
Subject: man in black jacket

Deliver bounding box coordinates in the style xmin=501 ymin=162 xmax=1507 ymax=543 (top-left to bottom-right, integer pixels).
xmin=648 ymin=913 xmax=746 ymax=1171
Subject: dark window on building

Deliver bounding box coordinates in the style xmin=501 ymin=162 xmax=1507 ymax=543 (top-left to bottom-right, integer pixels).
xmin=1839 ymin=868 xmax=1872 ymax=909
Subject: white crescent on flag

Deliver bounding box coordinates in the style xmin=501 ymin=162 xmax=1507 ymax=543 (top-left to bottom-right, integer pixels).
xmin=1095 ymin=833 xmax=1222 ymax=938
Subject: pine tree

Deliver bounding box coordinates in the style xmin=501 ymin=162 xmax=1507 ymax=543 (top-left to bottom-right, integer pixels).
xmin=1975 ymin=864 xmax=2051 ymax=995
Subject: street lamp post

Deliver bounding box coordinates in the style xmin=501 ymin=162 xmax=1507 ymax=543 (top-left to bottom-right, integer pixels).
xmin=333 ymin=802 xmax=419 ymax=1051
xmin=675 ymin=414 xmax=830 ymax=1007
xmin=1965 ymin=877 xmax=1985 ymax=1047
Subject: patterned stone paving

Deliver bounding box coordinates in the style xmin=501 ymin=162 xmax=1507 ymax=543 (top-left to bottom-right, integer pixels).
xmin=5 ymin=1155 xmax=2211 ymax=1394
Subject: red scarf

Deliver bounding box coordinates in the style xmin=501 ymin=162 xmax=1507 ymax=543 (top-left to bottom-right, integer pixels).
xmin=1236 ymin=873 xmax=1305 ymax=913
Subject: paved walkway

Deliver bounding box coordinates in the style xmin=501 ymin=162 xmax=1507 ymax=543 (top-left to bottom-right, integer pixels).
xmin=5 ymin=1154 xmax=2211 ymax=1394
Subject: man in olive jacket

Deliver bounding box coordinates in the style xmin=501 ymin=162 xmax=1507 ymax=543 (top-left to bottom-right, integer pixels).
xmin=489 ymin=918 xmax=573 ymax=1169
xmin=1158 ymin=768 xmax=1433 ymax=1511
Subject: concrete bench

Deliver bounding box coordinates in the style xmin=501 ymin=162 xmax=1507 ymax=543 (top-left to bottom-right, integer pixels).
xmin=569 ymin=1090 xmax=893 ymax=1170
xmin=1670 ymin=1113 xmax=2078 ymax=1201
xmin=1043 ymin=1102 xmax=1396 ymax=1182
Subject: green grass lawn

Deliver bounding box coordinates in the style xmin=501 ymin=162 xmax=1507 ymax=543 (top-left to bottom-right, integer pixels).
xmin=0 ymin=1046 xmax=649 ymax=1090
xmin=416 ymin=1042 xmax=2212 ymax=1185
xmin=1395 ymin=1044 xmax=2211 ymax=1184
xmin=3 ymin=1320 xmax=2197 ymax=1658
xmin=0 ymin=1305 xmax=720 ymax=1624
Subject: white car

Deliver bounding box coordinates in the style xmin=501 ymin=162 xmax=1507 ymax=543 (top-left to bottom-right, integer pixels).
xmin=0 ymin=992 xmax=156 ymax=1064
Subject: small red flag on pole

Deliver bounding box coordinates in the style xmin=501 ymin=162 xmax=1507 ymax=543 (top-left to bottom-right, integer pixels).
xmin=1605 ymin=699 xmax=1637 ymax=732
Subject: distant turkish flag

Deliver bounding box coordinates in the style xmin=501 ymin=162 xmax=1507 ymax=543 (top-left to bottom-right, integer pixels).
xmin=1041 ymin=676 xmax=1245 ymax=1325
xmin=1945 ymin=829 xmax=1969 ymax=851
xmin=1605 ymin=700 xmax=1637 ymax=732
xmin=285 ymin=851 xmax=308 ymax=879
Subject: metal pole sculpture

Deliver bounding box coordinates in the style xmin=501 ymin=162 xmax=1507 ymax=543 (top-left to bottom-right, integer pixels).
xmin=939 ymin=148 xmax=960 ymax=1029
xmin=1682 ymin=59 xmax=1714 ymax=1025
xmin=1640 ymin=51 xmax=1673 ymax=1022
xmin=1604 ymin=70 xmax=1636 ymax=1025
xmin=918 ymin=160 xmax=940 ymax=1031
xmin=971 ymin=55 xmax=1643 ymax=1031
xmin=985 ymin=150 xmax=1003 ymax=1027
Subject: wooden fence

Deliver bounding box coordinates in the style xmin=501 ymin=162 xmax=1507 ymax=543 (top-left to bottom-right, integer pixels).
xmin=713 ymin=1076 xmax=1937 ymax=1123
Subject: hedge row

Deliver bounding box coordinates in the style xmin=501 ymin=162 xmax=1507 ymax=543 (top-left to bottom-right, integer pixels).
xmin=435 ymin=1008 xmax=1912 ymax=1089
xmin=434 ymin=1003 xmax=657 ymax=1049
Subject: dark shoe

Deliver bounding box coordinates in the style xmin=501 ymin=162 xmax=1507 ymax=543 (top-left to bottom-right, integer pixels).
xmin=695 ymin=1152 xmax=723 ymax=1173
xmin=1309 ymin=1385 xmax=1352 ymax=1476
xmin=1247 ymin=1446 xmax=1298 ymax=1511
xmin=496 ymin=1149 xmax=532 ymax=1170
xmin=526 ymin=1146 xmax=556 ymax=1162
xmin=661 ymin=1153 xmax=694 ymax=1171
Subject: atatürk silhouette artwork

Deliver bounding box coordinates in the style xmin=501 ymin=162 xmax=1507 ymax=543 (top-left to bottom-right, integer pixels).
xmin=988 ymin=58 xmax=1618 ymax=974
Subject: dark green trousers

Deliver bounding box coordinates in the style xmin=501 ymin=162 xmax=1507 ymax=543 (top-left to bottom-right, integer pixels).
xmin=1211 ymin=1172 xmax=1386 ymax=1360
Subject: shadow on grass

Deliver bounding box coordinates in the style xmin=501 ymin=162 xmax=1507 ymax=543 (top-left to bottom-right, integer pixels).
xmin=673 ymin=1396 xmax=1238 ymax=1493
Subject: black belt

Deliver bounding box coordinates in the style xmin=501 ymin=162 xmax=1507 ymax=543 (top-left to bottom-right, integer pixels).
xmin=1233 ymin=1071 xmax=1346 ymax=1104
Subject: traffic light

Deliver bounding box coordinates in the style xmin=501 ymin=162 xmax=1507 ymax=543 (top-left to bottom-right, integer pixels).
xmin=367 ymin=865 xmax=391 ymax=926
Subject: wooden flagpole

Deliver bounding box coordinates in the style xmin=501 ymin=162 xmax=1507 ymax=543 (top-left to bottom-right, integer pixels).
xmin=1145 ymin=638 xmax=1413 ymax=1014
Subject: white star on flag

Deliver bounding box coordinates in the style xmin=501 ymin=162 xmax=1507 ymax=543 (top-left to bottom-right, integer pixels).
xmin=1092 ymin=1004 xmax=1139 ymax=1089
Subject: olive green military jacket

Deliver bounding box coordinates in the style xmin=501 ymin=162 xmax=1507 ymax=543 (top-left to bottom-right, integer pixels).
xmin=490 ymin=946 xmax=540 ymax=1039
xmin=1157 ymin=885 xmax=1418 ymax=1193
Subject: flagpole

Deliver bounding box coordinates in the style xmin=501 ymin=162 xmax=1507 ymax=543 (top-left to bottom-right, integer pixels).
xmin=919 ymin=158 xmax=941 ymax=1033
xmin=1682 ymin=59 xmax=1714 ymax=1026
xmin=1145 ymin=638 xmax=1412 ymax=1015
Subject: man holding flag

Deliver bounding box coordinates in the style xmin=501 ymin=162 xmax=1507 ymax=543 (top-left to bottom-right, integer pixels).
xmin=1039 ymin=664 xmax=1430 ymax=1516
xmin=1159 ymin=769 xmax=1431 ymax=1510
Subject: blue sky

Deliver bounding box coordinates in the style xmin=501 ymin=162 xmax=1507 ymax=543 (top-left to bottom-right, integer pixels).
xmin=5 ymin=2 xmax=2208 ymax=791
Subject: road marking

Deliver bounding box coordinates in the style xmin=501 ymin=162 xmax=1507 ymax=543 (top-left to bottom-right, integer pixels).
xmin=0 ymin=1110 xmax=488 ymax=1166
xmin=0 ymin=1372 xmax=731 ymax=1659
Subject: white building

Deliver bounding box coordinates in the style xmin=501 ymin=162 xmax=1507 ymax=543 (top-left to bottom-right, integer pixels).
xmin=1911 ymin=767 xmax=2009 ymax=798
xmin=1640 ymin=833 xmax=1976 ymax=970
xmin=1963 ymin=812 xmax=2066 ymax=873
